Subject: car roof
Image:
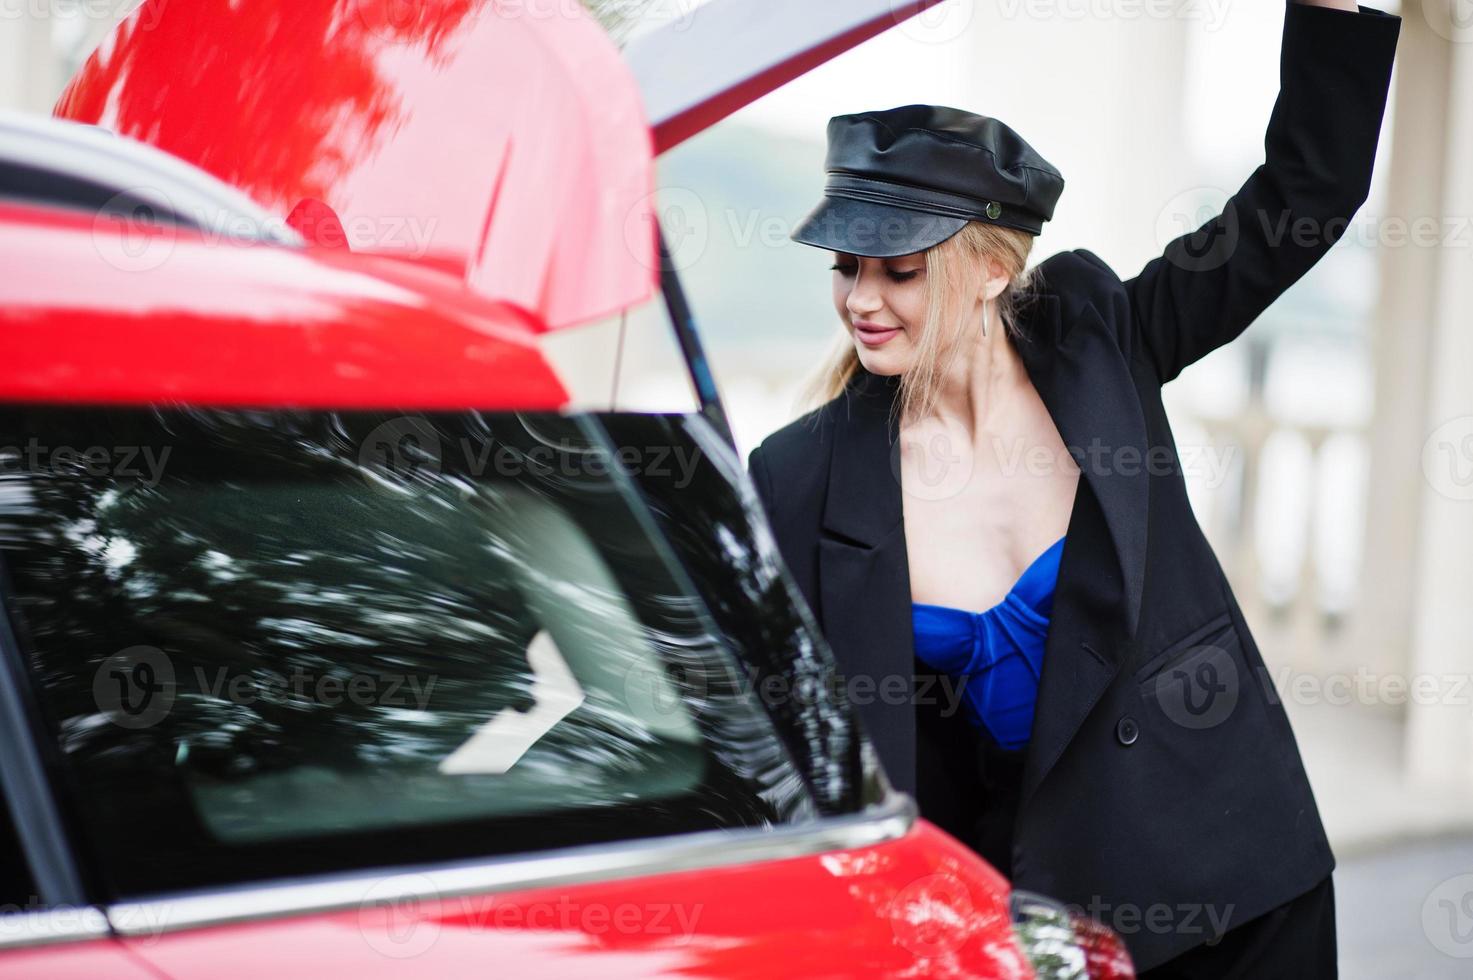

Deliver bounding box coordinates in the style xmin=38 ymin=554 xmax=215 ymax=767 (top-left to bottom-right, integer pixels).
xmin=0 ymin=200 xmax=566 ymax=410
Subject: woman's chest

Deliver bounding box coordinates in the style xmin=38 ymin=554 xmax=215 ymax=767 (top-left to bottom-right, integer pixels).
xmin=899 ymin=411 xmax=1080 ymax=613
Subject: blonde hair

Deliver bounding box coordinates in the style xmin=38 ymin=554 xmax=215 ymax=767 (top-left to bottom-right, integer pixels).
xmin=798 ymin=220 xmax=1038 ymax=430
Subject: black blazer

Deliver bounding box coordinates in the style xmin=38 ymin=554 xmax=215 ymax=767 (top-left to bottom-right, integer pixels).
xmin=746 ymin=3 xmax=1399 ymax=970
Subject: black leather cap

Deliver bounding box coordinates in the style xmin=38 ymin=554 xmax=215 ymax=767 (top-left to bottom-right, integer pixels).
xmin=791 ymin=104 xmax=1064 ymax=257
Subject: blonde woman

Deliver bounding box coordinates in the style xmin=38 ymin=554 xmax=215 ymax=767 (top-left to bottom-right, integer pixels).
xmin=745 ymin=3 xmax=1400 ymax=975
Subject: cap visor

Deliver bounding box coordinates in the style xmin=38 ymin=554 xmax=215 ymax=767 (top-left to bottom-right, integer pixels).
xmin=790 ymin=195 xmax=967 ymax=257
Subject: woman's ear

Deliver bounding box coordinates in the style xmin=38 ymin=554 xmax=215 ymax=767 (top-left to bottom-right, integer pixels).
xmin=979 ymin=254 xmax=1010 ymax=303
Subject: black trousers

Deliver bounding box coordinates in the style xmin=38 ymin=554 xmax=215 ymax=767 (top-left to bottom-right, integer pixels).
xmin=1137 ymin=874 xmax=1337 ymax=979
xmin=913 ymin=660 xmax=1025 ymax=878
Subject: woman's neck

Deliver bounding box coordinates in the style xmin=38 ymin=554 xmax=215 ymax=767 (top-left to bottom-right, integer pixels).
xmin=926 ymin=301 xmax=1029 ymax=440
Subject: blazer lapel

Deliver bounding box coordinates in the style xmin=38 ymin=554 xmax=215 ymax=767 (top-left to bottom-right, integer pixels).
xmin=816 ymin=370 xmax=919 ymax=793
xmin=1013 ymin=291 xmax=1150 ymax=643
xmin=1012 ymin=289 xmax=1151 ymax=807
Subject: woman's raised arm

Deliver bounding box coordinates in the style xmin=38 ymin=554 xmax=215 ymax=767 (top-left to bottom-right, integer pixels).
xmin=1124 ymin=1 xmax=1400 ymax=386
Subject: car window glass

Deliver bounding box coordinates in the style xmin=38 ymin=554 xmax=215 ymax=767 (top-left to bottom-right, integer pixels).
xmin=0 ymin=408 xmax=811 ymax=898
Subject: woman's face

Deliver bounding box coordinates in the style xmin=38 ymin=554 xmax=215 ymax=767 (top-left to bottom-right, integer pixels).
xmin=830 ymin=250 xmax=929 ymax=376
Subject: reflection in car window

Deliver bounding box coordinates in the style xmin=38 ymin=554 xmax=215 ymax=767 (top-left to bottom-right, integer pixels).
xmin=598 ymin=413 xmax=880 ymax=814
xmin=0 ymin=408 xmax=811 ymax=898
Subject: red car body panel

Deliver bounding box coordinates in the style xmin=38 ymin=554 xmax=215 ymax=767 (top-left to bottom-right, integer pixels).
xmin=0 ymin=202 xmax=567 ymax=410
xmin=54 ymin=0 xmax=660 ymax=332
xmin=112 ymin=823 xmax=1032 ymax=980
xmin=0 ymin=941 xmax=163 ymax=980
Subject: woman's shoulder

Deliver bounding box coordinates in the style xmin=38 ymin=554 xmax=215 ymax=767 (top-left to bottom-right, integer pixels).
xmin=1026 ymin=248 xmax=1135 ymax=354
xmin=1030 ymin=248 xmax=1122 ymax=298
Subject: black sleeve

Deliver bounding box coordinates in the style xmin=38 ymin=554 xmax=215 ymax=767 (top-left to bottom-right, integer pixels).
xmin=1124 ymin=2 xmax=1400 ymax=385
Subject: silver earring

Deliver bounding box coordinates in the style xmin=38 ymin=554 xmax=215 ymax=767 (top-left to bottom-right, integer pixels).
xmin=980 ymin=299 xmax=989 ymax=339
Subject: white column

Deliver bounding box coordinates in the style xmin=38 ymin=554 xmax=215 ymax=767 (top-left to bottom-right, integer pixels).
xmin=1404 ymin=2 xmax=1473 ymax=786
xmin=1355 ymin=1 xmax=1455 ymax=682
xmin=0 ymin=7 xmax=59 ymax=114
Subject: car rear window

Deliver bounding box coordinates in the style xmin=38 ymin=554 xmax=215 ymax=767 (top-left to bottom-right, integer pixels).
xmin=0 ymin=408 xmax=813 ymax=899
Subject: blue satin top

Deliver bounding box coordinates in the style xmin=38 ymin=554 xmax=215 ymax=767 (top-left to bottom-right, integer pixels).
xmin=910 ymin=535 xmax=1065 ymax=751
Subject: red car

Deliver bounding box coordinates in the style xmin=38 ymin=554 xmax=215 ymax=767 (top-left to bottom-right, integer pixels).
xmin=0 ymin=1 xmax=1134 ymax=977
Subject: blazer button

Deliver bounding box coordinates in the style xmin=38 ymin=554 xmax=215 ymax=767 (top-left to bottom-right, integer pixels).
xmin=1116 ymin=716 xmax=1140 ymax=746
